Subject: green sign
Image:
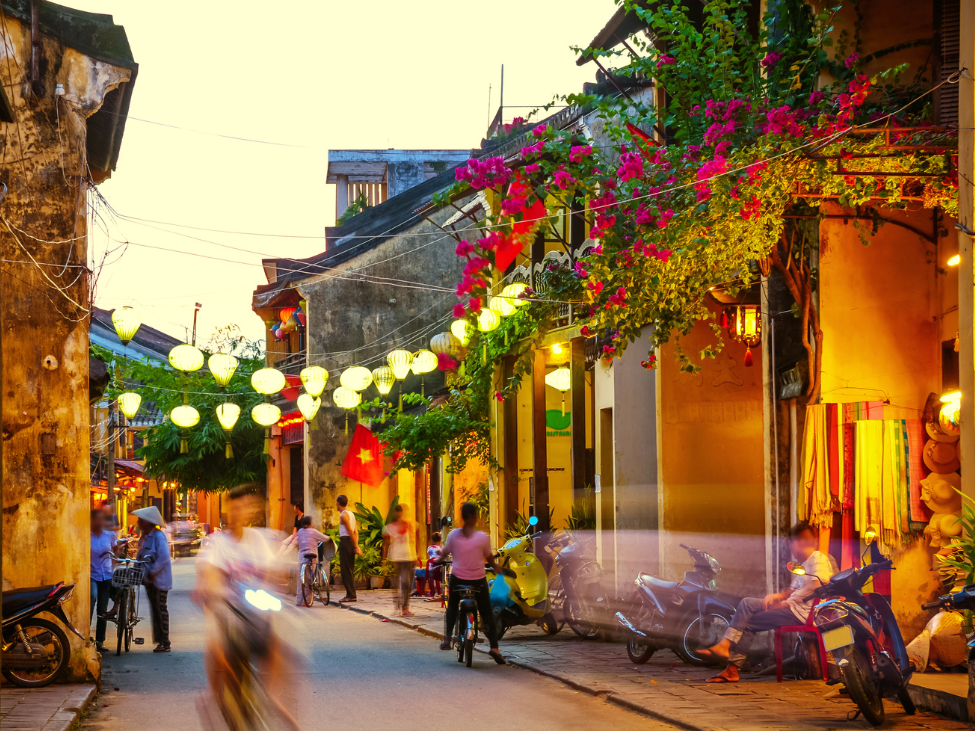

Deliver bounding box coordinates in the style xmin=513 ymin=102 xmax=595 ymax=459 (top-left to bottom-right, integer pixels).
xmin=546 ymin=410 xmax=571 ymax=436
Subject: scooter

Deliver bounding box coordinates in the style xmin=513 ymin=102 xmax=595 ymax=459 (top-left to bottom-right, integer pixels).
xmin=922 ymin=583 xmax=975 ymax=719
xmin=554 ymin=533 xmax=609 ymax=639
xmin=801 ymin=559 xmax=915 ymax=726
xmin=2 ymin=582 xmax=86 ymax=687
xmin=615 ymin=543 xmax=737 ymax=666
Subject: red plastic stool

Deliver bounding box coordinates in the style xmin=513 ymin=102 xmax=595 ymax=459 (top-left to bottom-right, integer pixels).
xmin=773 ymin=602 xmax=829 ymax=682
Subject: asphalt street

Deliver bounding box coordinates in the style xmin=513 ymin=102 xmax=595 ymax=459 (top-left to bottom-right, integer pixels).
xmin=83 ymin=558 xmax=669 ymax=731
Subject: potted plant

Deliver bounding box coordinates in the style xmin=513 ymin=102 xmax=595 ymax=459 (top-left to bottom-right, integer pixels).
xmin=353 ymin=546 xmax=382 ymax=589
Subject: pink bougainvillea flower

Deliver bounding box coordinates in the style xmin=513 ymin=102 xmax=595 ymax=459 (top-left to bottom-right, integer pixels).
xmin=656 ymin=55 xmax=675 ymax=68
xmin=494 ymin=392 xmax=505 ymax=402
xmin=845 ymin=52 xmax=859 ymax=68
xmin=607 ymin=286 xmax=628 ymax=307
xmin=468 ymin=297 xmax=482 ymax=314
xmin=760 ymin=51 xmax=782 ymax=68
xmin=574 ymin=261 xmax=589 ymax=278
xmin=531 ymin=124 xmax=547 ymax=138
xmin=617 ymin=151 xmax=644 ymax=182
xmin=569 ymin=145 xmax=593 ymax=162
xmin=437 ymin=352 xmax=458 ymax=372
xmin=453 ymin=303 xmax=466 ymax=318
xmin=640 ymin=354 xmax=657 ymax=370
xmin=525 ymin=162 xmax=541 ymax=174
xmin=455 ymin=240 xmax=474 ymax=256
xmin=501 ymin=196 xmax=527 ymax=216
xmin=587 ymin=280 xmax=604 ymax=297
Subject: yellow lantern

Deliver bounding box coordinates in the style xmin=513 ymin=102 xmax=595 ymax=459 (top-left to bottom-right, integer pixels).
xmin=502 ymin=282 xmax=530 ymax=307
xmin=216 ymin=403 xmax=240 ymax=458
xmin=208 ymin=353 xmax=239 ymax=388
xmin=411 ymin=349 xmax=438 ymax=397
xmin=545 ymin=366 xmax=572 ymax=415
xmin=169 ymin=344 xmax=204 ymax=373
xmin=430 ymin=332 xmax=461 ymax=356
xmin=251 ymin=402 xmax=282 ymax=455
xmin=489 ymin=294 xmax=516 ymax=318
xmin=332 ymin=386 xmax=361 ymax=434
xmin=170 ymin=404 xmax=200 ymax=454
xmin=300 ymin=366 xmax=329 ymax=397
xmin=117 ymin=392 xmax=141 ymax=420
xmin=372 ymin=366 xmax=396 ymax=396
xmin=297 ymin=393 xmax=321 ymax=422
xmin=111 ymin=306 xmax=142 ymax=346
xmin=340 ymin=366 xmax=373 ymax=392
xmin=387 ymin=349 xmax=414 ymax=381
xmin=450 ymin=319 xmax=472 ymax=347
xmin=477 ymin=308 xmax=501 ymax=333
xmin=251 ymin=367 xmax=286 ymax=395
xmin=726 ymin=305 xmax=762 ymax=348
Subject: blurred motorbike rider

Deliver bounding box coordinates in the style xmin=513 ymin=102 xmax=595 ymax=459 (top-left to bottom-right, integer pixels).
xmin=193 ymin=483 xmax=300 ymax=730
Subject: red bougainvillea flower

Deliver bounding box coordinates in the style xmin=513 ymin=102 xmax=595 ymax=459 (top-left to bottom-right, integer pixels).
xmin=437 ymin=352 xmax=458 ymax=372
xmin=580 ymin=325 xmax=591 ymax=337
xmin=468 ymin=297 xmax=482 ymax=314
xmin=494 ymin=392 xmax=505 ymax=402
xmin=845 ymin=52 xmax=859 ymax=68
xmin=453 ymin=303 xmax=466 ymax=318
xmin=641 ymin=355 xmax=657 ymax=370
xmin=587 ymin=281 xmax=604 ymax=298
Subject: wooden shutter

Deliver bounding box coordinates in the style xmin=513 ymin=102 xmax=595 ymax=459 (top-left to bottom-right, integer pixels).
xmin=940 ymin=0 xmax=960 ymax=126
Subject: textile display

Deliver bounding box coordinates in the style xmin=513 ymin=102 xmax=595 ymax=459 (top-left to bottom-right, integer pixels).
xmin=799 ymin=405 xmax=831 ymax=526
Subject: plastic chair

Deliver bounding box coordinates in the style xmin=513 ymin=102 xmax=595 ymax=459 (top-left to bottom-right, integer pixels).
xmin=773 ymin=601 xmax=828 ymax=682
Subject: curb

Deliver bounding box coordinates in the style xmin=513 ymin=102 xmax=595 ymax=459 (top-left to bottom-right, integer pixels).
xmin=333 ymin=601 xmax=705 ymax=731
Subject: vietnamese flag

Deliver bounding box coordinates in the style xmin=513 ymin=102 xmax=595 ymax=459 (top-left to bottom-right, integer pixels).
xmin=340 ymin=424 xmax=384 ymax=487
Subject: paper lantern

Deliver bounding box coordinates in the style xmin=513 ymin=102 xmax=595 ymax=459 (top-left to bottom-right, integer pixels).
xmin=340 ymin=366 xmax=373 ymax=392
xmin=940 ymin=390 xmax=961 ymax=429
xmin=170 ymin=404 xmax=200 ymax=454
xmin=280 ymin=316 xmax=297 ymax=334
xmin=450 ymin=319 xmax=472 ymax=347
xmin=274 ymin=327 xmax=287 ymax=341
xmin=489 ymin=294 xmax=516 ymax=318
xmin=430 ymin=332 xmax=461 ymax=357
xmin=216 ymin=402 xmax=240 ymax=458
xmin=372 ymin=365 xmax=396 ymax=396
xmin=545 ymin=366 xmax=572 ymax=415
xmin=411 ymin=350 xmax=438 ymax=375
xmin=111 ymin=306 xmax=142 ymax=346
xmin=117 ymin=392 xmax=141 ymax=420
xmin=251 ymin=402 xmax=282 ymax=427
xmin=726 ymin=305 xmax=761 ymax=348
xmin=251 ymin=367 xmax=286 ymax=395
xmin=387 ymin=349 xmax=414 ymax=381
xmin=279 ymin=307 xmax=296 ymax=323
xmin=169 ymin=344 xmax=204 ymax=373
xmin=477 ymin=308 xmax=501 ymax=333
xmin=332 ymin=387 xmax=361 ymax=410
xmin=296 ymin=309 xmax=307 ymax=327
xmin=300 ymin=366 xmax=329 ymax=397
xmin=502 ymin=282 xmax=530 ymax=307
xmin=297 ymin=394 xmax=321 ymax=422
xmin=208 ymin=353 xmax=239 ymax=388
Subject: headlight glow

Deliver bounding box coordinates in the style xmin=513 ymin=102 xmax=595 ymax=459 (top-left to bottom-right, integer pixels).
xmin=244 ymin=588 xmax=282 ymax=612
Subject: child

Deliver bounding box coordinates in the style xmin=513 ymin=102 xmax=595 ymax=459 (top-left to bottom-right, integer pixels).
xmin=281 ymin=515 xmax=331 ymax=606
xmin=415 ymin=532 xmax=443 ymax=598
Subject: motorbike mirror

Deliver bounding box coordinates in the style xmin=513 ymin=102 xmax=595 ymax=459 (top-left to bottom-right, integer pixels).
xmin=863 ymin=525 xmax=878 ymax=545
xmin=528 ymin=516 xmax=539 ymax=526
xmin=787 ymin=561 xmax=806 ymax=576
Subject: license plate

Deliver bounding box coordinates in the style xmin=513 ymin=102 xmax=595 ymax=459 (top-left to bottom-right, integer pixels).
xmin=822 ymin=625 xmax=854 ymax=652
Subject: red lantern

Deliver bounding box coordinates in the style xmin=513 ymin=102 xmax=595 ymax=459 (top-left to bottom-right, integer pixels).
xmin=279 ymin=307 xmax=296 ymax=323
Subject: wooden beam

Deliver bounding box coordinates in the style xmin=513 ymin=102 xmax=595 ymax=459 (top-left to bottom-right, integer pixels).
xmin=531 ymin=348 xmax=549 ymax=530
xmin=570 ymin=338 xmax=586 ymax=503
xmin=503 ymin=355 xmax=519 ymax=529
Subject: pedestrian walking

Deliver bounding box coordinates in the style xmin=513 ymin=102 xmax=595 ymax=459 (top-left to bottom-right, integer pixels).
xmin=90 ymin=508 xmax=118 ymax=653
xmin=336 ymin=495 xmax=361 ymax=602
xmin=132 ymin=505 xmax=173 ymax=653
xmin=382 ymin=503 xmax=419 ymax=616
xmin=281 ymin=515 xmax=332 ymax=606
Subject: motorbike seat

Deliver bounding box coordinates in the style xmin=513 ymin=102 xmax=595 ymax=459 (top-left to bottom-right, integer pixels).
xmin=2 ymin=585 xmax=60 ymax=616
xmin=638 ymin=574 xmax=679 ymax=592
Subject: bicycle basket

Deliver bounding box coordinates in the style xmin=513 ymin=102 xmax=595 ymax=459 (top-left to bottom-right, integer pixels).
xmin=112 ymin=564 xmax=146 ymax=588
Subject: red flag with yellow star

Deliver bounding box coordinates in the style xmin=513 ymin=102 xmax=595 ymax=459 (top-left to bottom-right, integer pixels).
xmin=340 ymin=424 xmax=384 ymax=487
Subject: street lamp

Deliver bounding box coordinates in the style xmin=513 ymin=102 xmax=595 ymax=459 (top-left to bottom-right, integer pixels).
xmin=430 ymin=332 xmax=461 ymax=357
xmin=215 ymin=403 xmax=240 ymax=458
xmin=372 ymin=365 xmax=395 ymax=418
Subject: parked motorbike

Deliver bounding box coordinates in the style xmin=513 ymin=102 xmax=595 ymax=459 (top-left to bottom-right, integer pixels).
xmin=2 ymin=581 xmax=86 ymax=687
xmin=554 ymin=533 xmax=609 ymax=639
xmin=615 ymin=543 xmax=736 ymax=666
xmin=922 ymin=583 xmax=975 ymax=715
xmin=802 ymin=559 xmax=915 ymax=726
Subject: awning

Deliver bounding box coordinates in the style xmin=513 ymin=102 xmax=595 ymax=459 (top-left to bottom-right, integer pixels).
xmin=115 ymin=459 xmax=144 ymax=474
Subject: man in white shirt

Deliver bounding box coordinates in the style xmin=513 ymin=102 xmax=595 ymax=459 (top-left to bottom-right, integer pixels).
xmin=703 ymin=521 xmax=834 ymax=683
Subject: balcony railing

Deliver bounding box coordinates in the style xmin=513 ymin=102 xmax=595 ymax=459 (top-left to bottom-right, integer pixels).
xmin=273 ymin=351 xmax=306 ymax=377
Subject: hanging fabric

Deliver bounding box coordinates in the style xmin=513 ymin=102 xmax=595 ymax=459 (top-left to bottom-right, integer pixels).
xmin=904 ymin=419 xmax=930 ymax=526
xmin=826 ymin=404 xmax=841 ymax=500
xmin=855 ymin=420 xmax=884 ymax=538
xmin=800 ymin=405 xmax=831 ymax=525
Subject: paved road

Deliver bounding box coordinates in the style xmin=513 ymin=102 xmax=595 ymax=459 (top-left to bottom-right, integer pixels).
xmin=83 ymin=558 xmax=668 ymax=731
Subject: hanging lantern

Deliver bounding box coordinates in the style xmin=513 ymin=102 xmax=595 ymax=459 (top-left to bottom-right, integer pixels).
xmin=430 ymin=332 xmax=461 ymax=357
xmin=411 ymin=350 xmax=438 ymax=397
xmin=251 ymin=367 xmax=286 ymax=395
xmin=372 ymin=365 xmax=396 ymax=396
xmin=279 ymin=307 xmax=296 ymax=323
xmin=725 ymin=305 xmax=761 ymax=367
xmin=340 ymin=366 xmax=373 ymax=392
xmin=170 ymin=405 xmax=200 ymax=454
xmin=450 ymin=319 xmax=472 ymax=347
xmin=940 ymin=390 xmax=961 ymax=430
xmin=333 ymin=386 xmax=361 ymax=434
xmin=251 ymin=403 xmax=282 ymax=455
xmin=387 ymin=349 xmax=414 ymax=381
xmin=545 ymin=366 xmax=572 ymax=415
xmin=300 ymin=366 xmax=329 ymax=397
xmin=117 ymin=392 xmax=141 ymax=420
xmin=501 ymin=282 xmax=530 ymax=308
xmin=296 ymin=308 xmax=307 ymax=327
xmin=489 ymin=294 xmax=516 ymax=318
xmin=216 ymin=403 xmax=240 ymax=458
xmin=274 ymin=326 xmax=287 ymax=341
xmin=111 ymin=306 xmax=142 ymax=346
xmin=476 ymin=308 xmax=501 ymax=333
xmin=169 ymin=344 xmax=204 ymax=373
xmin=208 ymin=353 xmax=239 ymax=388
xmin=297 ymin=394 xmax=321 ymax=423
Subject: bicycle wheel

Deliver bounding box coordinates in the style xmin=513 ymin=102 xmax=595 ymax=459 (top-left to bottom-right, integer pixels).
xmin=116 ymin=590 xmax=129 ymax=656
xmin=300 ymin=565 xmax=313 ymax=607
xmin=456 ymin=615 xmax=467 ymax=663
xmin=465 ymin=614 xmax=477 ymax=667
xmin=318 ymin=565 xmax=331 ymax=606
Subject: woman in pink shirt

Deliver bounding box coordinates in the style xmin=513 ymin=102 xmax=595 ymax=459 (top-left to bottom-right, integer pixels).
xmin=436 ymin=502 xmax=505 ymax=664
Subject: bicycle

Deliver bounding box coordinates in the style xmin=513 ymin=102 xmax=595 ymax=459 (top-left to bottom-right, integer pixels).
xmin=110 ymin=558 xmax=147 ymax=656
xmin=298 ymin=542 xmax=331 ymax=607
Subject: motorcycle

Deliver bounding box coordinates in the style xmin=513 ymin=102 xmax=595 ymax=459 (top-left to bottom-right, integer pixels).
xmin=615 ymin=543 xmax=736 ymax=666
xmin=921 ymin=583 xmax=975 ymax=717
xmin=801 ymin=559 xmax=915 ymax=726
xmin=554 ymin=533 xmax=609 ymax=639
xmin=2 ymin=581 xmax=86 ymax=687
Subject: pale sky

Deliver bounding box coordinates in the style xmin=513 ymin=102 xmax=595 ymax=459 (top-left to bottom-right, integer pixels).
xmin=66 ymin=0 xmax=615 ymax=346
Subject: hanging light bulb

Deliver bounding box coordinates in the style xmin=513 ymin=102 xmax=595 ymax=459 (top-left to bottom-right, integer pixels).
xmin=117 ymin=392 xmax=141 ymax=420
xmin=111 ymin=307 xmax=142 ymax=345
xmin=208 ymin=353 xmax=239 ymax=388
xmin=545 ymin=366 xmax=572 ymax=415
xmin=300 ymin=366 xmax=329 ymax=397
xmin=251 ymin=367 xmax=286 ymax=395
xmin=333 ymin=386 xmax=361 ymax=434
xmin=251 ymin=402 xmax=282 ymax=455
xmin=450 ymin=319 xmax=472 ymax=347
xmin=476 ymin=308 xmax=501 ymax=333
xmin=340 ymin=366 xmax=373 ymax=392
xmin=430 ymin=332 xmax=461 ymax=357
xmin=297 ymin=393 xmax=321 ymax=422
xmin=387 ymin=349 xmax=414 ymax=381
xmin=170 ymin=405 xmax=200 ymax=454
xmin=169 ymin=344 xmax=204 ymax=374
xmin=489 ymin=294 xmax=516 ymax=318
xmin=216 ymin=403 xmax=240 ymax=458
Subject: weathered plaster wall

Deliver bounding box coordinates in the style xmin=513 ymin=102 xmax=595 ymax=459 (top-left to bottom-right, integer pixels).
xmin=1 ymin=15 xmax=131 ymax=681
xmin=301 ymin=203 xmax=476 ymax=530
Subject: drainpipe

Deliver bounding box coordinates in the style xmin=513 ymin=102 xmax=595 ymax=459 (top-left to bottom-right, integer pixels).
xmin=958 ymin=2 xmax=975 ymax=506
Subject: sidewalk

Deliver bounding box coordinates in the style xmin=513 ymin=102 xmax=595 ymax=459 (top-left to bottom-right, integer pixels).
xmin=0 ymin=684 xmax=97 ymax=731
xmin=334 ymin=590 xmax=970 ymax=731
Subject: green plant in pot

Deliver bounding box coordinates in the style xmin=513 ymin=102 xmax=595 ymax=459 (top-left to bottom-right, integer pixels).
xmin=353 ymin=497 xmax=400 ymax=550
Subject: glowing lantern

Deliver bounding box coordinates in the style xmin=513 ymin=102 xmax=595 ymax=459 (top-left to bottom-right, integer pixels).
xmin=940 ymin=390 xmax=961 ymax=431
xmin=372 ymin=366 xmax=396 ymax=396
xmin=340 ymin=366 xmax=373 ymax=392
xmin=111 ymin=306 xmax=142 ymax=346
xmin=450 ymin=319 xmax=472 ymax=347
xmin=251 ymin=402 xmax=282 ymax=454
xmin=208 ymin=353 xmax=239 ymax=388
xmin=545 ymin=366 xmax=572 ymax=415
xmin=216 ymin=403 xmax=240 ymax=458
xmin=477 ymin=308 xmax=501 ymax=333
xmin=411 ymin=349 xmax=438 ymax=397
xmin=725 ymin=305 xmax=761 ymax=367
xmin=387 ymin=349 xmax=413 ymax=381
xmin=300 ymin=366 xmax=329 ymax=397
xmin=251 ymin=367 xmax=286 ymax=395
xmin=170 ymin=405 xmax=200 ymax=454
xmin=430 ymin=332 xmax=461 ymax=357
xmin=297 ymin=393 xmax=321 ymax=422
xmin=501 ymin=282 xmax=530 ymax=308
xmin=489 ymin=294 xmax=516 ymax=318
xmin=117 ymin=392 xmax=141 ymax=420
xmin=279 ymin=307 xmax=296 ymax=323
xmin=169 ymin=344 xmax=204 ymax=373
xmin=332 ymin=386 xmax=361 ymax=434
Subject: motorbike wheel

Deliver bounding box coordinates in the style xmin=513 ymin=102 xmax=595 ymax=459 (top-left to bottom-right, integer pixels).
xmin=565 ymin=598 xmax=598 ymax=639
xmin=626 ymin=636 xmax=656 ymax=664
xmin=840 ymin=647 xmax=885 ymax=727
xmin=492 ymin=606 xmax=509 ymax=641
xmin=897 ymin=687 xmax=916 ymax=716
xmin=1 ymin=618 xmax=70 ymax=688
xmin=465 ymin=614 xmax=477 ymax=668
xmin=540 ymin=612 xmax=561 ymax=635
xmin=676 ymin=611 xmax=732 ymax=666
